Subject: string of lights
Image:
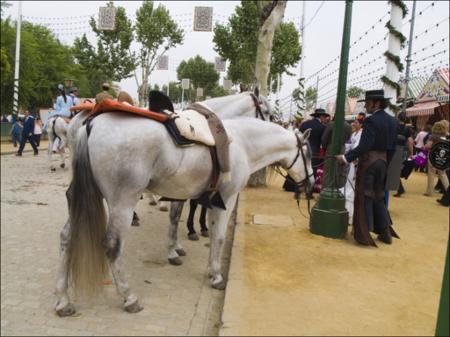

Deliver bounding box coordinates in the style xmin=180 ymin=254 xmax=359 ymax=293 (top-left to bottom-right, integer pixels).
xmin=305 ymin=12 xmax=390 ymax=83
xmin=307 ymin=11 xmax=448 ymax=84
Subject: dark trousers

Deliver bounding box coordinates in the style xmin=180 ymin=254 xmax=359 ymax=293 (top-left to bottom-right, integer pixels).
xmin=363 ymin=159 xmax=391 ymax=233
xmin=11 ymin=133 xmax=21 ymax=147
xmin=34 ymin=134 xmax=41 ymax=147
xmin=18 ymin=134 xmax=38 ymax=154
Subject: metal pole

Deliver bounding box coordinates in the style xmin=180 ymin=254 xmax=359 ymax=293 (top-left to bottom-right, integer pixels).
xmin=181 ymin=87 xmax=184 ymax=110
xmin=401 ymin=0 xmax=417 ymax=115
xmin=167 ymin=73 xmax=170 ymax=97
xmin=315 ymin=75 xmax=320 ymax=109
xmin=310 ymin=0 xmax=353 ymax=239
xmin=298 ymin=1 xmax=306 ymax=116
xmin=13 ymin=1 xmax=22 ymax=117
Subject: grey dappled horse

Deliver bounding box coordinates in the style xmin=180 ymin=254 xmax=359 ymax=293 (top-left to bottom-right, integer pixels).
xmin=55 ymin=113 xmax=313 ymax=316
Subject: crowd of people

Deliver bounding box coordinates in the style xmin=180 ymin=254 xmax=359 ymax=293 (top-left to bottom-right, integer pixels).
xmin=9 ymin=84 xmax=80 ymax=156
xmin=287 ymin=89 xmax=449 ymax=247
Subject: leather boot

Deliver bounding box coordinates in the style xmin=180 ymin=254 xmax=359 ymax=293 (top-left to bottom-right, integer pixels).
xmin=378 ymin=227 xmax=392 ymax=244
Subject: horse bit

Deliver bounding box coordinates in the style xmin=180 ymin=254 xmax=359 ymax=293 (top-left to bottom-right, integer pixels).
xmin=274 ymin=134 xmax=315 ymax=216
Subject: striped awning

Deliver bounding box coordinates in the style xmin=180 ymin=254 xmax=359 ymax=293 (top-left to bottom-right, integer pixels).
xmin=405 ymin=100 xmax=440 ymax=117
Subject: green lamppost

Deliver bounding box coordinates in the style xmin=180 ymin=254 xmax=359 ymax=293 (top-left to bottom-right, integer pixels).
xmin=309 ymin=0 xmax=353 ymax=238
xmin=435 ymin=239 xmax=449 ymax=336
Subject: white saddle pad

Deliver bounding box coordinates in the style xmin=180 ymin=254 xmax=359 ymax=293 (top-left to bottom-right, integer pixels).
xmin=169 ymin=109 xmax=215 ymax=146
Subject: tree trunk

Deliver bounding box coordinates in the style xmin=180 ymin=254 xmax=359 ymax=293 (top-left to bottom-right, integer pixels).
xmin=254 ymin=1 xmax=287 ymax=96
xmin=247 ymin=167 xmax=268 ymax=187
xmin=249 ymin=1 xmax=286 ymax=187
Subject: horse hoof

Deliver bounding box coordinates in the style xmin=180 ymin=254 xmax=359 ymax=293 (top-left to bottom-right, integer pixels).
xmin=188 ymin=233 xmax=199 ymax=241
xmin=124 ymin=301 xmax=143 ymax=314
xmin=149 ymin=200 xmax=157 ymax=206
xmin=56 ymin=304 xmax=76 ymax=317
xmin=51 ymin=168 xmax=56 ymax=172
xmin=168 ymin=257 xmax=183 ymax=266
xmin=175 ymin=248 xmax=186 ymax=256
xmin=212 ymin=280 xmax=226 ymax=290
xmin=201 ymin=230 xmax=209 ymax=238
xmin=159 ymin=205 xmax=168 ymax=212
xmin=60 ymin=163 xmax=65 ymax=168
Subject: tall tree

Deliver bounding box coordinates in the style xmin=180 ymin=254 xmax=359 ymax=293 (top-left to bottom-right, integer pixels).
xmin=134 ymin=0 xmax=184 ymax=106
xmin=1 ymin=18 xmax=85 ymax=113
xmin=305 ymin=86 xmax=318 ymax=111
xmin=0 ymin=0 xmax=11 ymax=16
xmin=88 ymin=2 xmax=136 ymax=82
xmin=177 ymin=55 xmax=220 ymax=97
xmin=213 ymin=1 xmax=300 ymax=92
xmin=347 ymin=86 xmax=364 ymax=98
xmin=72 ymin=2 xmax=136 ymax=97
xmin=254 ymin=0 xmax=287 ymax=96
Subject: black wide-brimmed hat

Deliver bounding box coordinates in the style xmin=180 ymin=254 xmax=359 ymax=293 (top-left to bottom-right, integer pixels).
xmin=311 ymin=108 xmax=330 ymax=117
xmin=357 ymin=89 xmax=391 ymax=102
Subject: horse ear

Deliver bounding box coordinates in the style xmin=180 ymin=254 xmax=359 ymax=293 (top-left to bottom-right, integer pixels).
xmin=299 ymin=128 xmax=311 ymax=142
xmin=149 ymin=90 xmax=174 ymax=113
xmin=254 ymin=86 xmax=260 ymax=98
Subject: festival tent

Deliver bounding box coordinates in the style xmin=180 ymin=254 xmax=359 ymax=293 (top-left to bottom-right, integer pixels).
xmin=406 ymin=68 xmax=449 ymax=129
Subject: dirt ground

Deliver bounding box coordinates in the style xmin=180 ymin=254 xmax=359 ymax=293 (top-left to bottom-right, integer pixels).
xmin=221 ymin=171 xmax=448 ymax=336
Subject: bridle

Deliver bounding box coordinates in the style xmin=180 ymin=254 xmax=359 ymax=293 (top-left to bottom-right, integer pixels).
xmin=250 ymin=93 xmax=267 ymax=121
xmin=274 ymin=133 xmax=315 ymax=216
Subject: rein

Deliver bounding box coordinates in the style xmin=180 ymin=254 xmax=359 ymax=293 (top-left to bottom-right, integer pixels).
xmin=273 ymin=134 xmax=315 ymax=218
xmin=250 ymin=93 xmax=266 ymax=121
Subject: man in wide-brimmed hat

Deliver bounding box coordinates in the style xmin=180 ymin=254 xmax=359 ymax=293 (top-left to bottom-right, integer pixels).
xmin=299 ymin=108 xmax=330 ymax=179
xmin=336 ymin=89 xmax=399 ymax=247
xmin=68 ymin=86 xmax=80 ymax=107
xmin=95 ymin=82 xmax=113 ymax=104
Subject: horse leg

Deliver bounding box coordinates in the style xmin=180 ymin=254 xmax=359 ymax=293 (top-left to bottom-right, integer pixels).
xmin=103 ymin=204 xmax=143 ymax=313
xmin=168 ymin=201 xmax=186 ymax=265
xmin=158 ymin=200 xmax=169 ymax=212
xmin=208 ymin=193 xmax=238 ymax=290
xmin=55 ymin=182 xmax=75 ymax=316
xmin=54 ymin=219 xmax=76 ymax=316
xmin=48 ymin=134 xmax=56 ymax=171
xmin=187 ymin=199 xmax=199 ymax=241
xmin=59 ymin=137 xmax=67 ymax=168
xmin=131 ymin=211 xmax=140 ymax=226
xmin=200 ymin=206 xmax=208 ymax=237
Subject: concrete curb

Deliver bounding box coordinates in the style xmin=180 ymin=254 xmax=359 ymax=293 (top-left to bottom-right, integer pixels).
xmin=219 ymin=192 xmax=248 ymax=336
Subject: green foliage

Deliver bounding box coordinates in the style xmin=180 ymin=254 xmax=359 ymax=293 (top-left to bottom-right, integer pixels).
xmin=135 ymin=0 xmax=184 ymax=105
xmin=89 ymin=2 xmax=136 ymax=82
xmin=347 ymin=86 xmax=365 ymax=98
xmin=213 ymin=1 xmax=300 ymax=90
xmin=305 ymin=86 xmax=318 ymax=110
xmin=1 ymin=18 xmax=86 ymax=114
xmin=0 ymin=0 xmax=11 ymax=16
xmin=177 ymin=55 xmax=220 ymax=96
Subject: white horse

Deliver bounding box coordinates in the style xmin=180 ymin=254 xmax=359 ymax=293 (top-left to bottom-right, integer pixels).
xmin=55 ymin=114 xmax=313 ymax=316
xmin=66 ymin=91 xmax=272 ymax=214
xmin=47 ymin=116 xmax=69 ymax=171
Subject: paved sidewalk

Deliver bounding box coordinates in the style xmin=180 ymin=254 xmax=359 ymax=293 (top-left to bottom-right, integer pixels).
xmin=1 ymin=152 xmax=233 ymax=336
xmin=220 ymin=173 xmax=448 ymax=336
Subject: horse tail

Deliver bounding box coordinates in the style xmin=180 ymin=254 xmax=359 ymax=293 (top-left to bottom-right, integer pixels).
xmin=66 ymin=126 xmax=108 ymax=296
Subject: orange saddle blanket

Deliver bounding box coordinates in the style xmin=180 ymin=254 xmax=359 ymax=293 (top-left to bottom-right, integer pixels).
xmin=70 ymin=99 xmax=168 ymax=122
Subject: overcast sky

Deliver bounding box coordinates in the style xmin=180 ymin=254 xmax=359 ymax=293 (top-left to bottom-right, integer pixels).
xmin=3 ymin=1 xmax=449 ymax=113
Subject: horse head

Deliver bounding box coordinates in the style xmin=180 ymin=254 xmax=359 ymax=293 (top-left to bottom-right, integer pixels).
xmin=285 ymin=128 xmax=315 ymax=196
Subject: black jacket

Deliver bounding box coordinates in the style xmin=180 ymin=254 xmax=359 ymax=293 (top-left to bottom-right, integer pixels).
xmin=345 ymin=109 xmax=398 ymax=163
xmin=299 ymin=118 xmax=326 ymax=155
